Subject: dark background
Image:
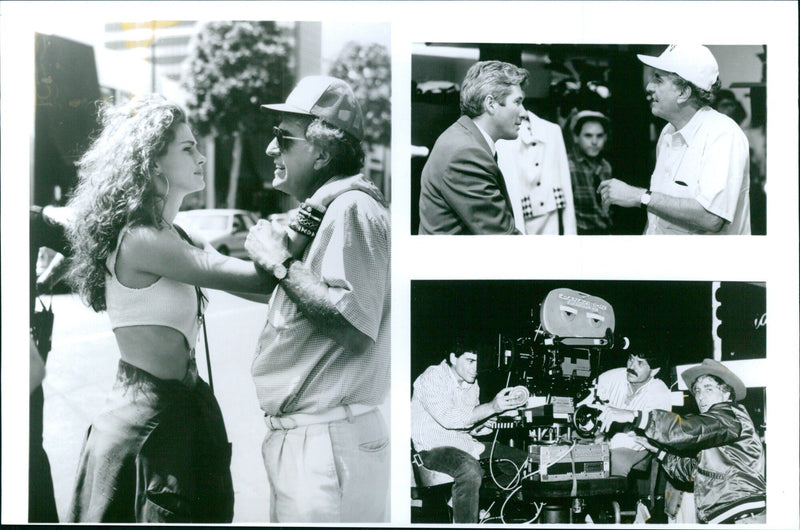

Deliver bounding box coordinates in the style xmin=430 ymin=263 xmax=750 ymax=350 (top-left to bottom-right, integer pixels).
xmin=410 ymin=44 xmax=767 ymax=235
xmin=410 ymin=280 xmax=766 ymax=430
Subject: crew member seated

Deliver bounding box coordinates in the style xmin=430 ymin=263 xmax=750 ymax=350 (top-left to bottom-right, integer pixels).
xmin=577 ymin=349 xmax=672 ymax=476
xmin=411 ymin=342 xmax=528 ymax=523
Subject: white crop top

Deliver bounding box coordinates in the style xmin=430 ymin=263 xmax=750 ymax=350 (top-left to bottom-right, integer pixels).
xmin=105 ymin=226 xmax=206 ymax=348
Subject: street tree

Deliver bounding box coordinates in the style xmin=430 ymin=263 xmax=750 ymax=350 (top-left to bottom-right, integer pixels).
xmin=328 ymin=41 xmax=391 ymax=146
xmin=183 ymin=21 xmax=293 ymax=208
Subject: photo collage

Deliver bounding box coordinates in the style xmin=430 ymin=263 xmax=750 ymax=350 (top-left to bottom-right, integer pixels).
xmin=1 ymin=1 xmax=798 ymax=527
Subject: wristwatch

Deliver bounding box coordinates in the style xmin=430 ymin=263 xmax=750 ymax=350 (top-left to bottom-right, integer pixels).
xmin=272 ymin=256 xmax=295 ymax=281
xmin=640 ymin=190 xmax=652 ymax=209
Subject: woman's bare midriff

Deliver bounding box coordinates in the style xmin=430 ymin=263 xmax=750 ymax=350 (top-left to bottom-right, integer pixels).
xmin=114 ymin=325 xmax=193 ymax=381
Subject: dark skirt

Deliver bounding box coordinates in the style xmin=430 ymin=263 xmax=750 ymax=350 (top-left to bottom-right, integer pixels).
xmin=68 ymin=359 xmax=233 ymax=523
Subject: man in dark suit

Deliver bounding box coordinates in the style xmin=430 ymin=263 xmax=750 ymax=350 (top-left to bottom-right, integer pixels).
xmin=418 ymin=60 xmax=528 ymax=235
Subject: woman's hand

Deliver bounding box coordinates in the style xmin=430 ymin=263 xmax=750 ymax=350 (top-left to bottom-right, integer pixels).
xmin=246 ymin=219 xmax=291 ymax=273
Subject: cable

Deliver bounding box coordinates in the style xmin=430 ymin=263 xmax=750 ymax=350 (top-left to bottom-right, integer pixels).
xmin=488 ymin=371 xmax=525 ymax=490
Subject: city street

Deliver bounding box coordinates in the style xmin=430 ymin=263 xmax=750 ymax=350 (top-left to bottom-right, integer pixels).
xmin=43 ymin=289 xmax=270 ymax=522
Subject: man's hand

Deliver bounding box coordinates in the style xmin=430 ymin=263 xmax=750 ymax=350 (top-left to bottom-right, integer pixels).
xmin=630 ymin=434 xmax=658 ymax=453
xmin=246 ymin=219 xmax=291 ymax=273
xmin=587 ymin=403 xmax=636 ymax=433
xmin=491 ymin=387 xmax=522 ymax=413
xmin=597 ymin=178 xmax=647 ymax=209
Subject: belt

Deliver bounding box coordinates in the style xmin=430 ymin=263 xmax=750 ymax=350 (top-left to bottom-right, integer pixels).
xmin=264 ymin=403 xmax=375 ymax=430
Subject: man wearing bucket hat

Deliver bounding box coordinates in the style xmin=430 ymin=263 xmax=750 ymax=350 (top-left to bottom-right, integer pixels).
xmin=598 ymin=45 xmax=751 ymax=235
xmin=567 ymin=110 xmax=615 ymax=235
xmin=595 ymin=359 xmax=766 ymax=523
xmin=418 ymin=60 xmax=528 ymax=235
xmin=245 ymin=76 xmax=391 ymax=522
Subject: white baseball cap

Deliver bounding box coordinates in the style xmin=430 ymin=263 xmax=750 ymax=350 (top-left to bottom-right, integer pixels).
xmin=637 ymin=45 xmax=719 ymax=91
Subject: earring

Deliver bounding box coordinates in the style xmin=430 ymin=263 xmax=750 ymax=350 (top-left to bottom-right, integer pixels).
xmin=155 ymin=170 xmax=169 ymax=199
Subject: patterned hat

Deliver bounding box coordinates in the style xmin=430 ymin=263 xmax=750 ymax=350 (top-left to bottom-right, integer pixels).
xmin=262 ymin=75 xmax=364 ymax=141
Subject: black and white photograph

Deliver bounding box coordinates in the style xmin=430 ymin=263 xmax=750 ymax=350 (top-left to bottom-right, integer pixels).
xmin=411 ymin=44 xmax=766 ymax=236
xmin=16 ymin=14 xmax=391 ymax=524
xmin=2 ymin=1 xmax=798 ymax=528
xmin=411 ymin=280 xmax=766 ymax=524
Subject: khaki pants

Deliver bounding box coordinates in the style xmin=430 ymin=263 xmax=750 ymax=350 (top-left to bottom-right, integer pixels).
xmin=262 ymin=408 xmax=389 ymax=522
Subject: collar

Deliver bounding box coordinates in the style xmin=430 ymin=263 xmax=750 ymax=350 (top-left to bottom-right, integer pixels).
xmin=666 ymin=106 xmax=712 ymax=146
xmin=311 ymin=173 xmax=386 ymax=206
xmin=473 ymin=120 xmax=496 ymax=157
xmin=517 ymin=111 xmax=547 ymax=145
xmin=628 ymin=373 xmax=657 ymax=394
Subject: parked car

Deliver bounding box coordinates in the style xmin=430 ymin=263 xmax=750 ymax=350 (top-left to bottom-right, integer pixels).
xmin=174 ymin=209 xmax=261 ymax=258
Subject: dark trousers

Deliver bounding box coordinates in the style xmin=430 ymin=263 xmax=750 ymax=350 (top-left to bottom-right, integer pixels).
xmin=29 ymin=386 xmax=59 ymax=522
xmin=419 ymin=441 xmax=528 ymax=523
xmin=69 ymin=360 xmax=233 ymax=523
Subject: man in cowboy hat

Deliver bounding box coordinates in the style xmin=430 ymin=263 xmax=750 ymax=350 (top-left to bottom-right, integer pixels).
xmin=598 ymin=45 xmax=751 ymax=234
xmin=246 ymin=75 xmax=390 ymax=522
xmin=594 ymin=359 xmax=766 ymax=523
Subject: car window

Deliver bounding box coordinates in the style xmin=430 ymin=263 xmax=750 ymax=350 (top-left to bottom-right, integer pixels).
xmin=241 ymin=214 xmax=255 ymax=229
xmin=190 ymin=214 xmax=228 ymax=231
xmin=232 ymin=215 xmax=247 ymax=232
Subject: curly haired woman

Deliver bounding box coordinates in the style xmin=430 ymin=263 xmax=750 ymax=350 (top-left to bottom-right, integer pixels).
xmin=64 ymin=95 xmax=273 ymax=523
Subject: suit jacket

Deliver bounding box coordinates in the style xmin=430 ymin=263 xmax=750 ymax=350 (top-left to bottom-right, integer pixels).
xmin=418 ymin=115 xmax=518 ymax=235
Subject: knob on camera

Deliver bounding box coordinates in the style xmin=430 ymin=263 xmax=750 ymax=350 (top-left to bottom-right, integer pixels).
xmin=572 ymin=404 xmax=601 ymax=437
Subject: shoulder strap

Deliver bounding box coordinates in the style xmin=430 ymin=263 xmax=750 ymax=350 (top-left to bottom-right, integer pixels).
xmin=172 ymin=222 xmax=215 ymax=394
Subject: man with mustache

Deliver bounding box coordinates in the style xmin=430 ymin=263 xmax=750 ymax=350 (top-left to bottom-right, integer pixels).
xmin=419 ymin=60 xmax=528 ymax=234
xmin=577 ymin=351 xmax=672 ymax=476
xmin=598 ymin=45 xmax=751 ymax=234
xmin=595 ymin=359 xmax=765 ymax=524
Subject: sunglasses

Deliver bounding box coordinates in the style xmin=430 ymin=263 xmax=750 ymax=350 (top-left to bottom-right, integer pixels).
xmin=273 ymin=127 xmax=307 ymax=152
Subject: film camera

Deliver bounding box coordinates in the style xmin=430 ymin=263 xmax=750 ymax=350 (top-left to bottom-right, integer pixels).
xmin=490 ymin=288 xmax=622 ymax=446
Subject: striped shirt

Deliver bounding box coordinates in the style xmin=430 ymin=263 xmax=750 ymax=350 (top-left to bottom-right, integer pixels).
xmin=411 ymin=361 xmax=484 ymax=459
xmin=251 ymin=182 xmax=391 ymax=415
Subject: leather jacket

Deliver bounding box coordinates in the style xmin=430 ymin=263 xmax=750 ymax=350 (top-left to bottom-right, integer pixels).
xmin=641 ymin=401 xmax=765 ymax=523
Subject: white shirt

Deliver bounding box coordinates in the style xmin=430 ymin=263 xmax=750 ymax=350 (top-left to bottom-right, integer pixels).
xmin=496 ymin=111 xmax=576 ymax=234
xmin=411 ymin=361 xmax=484 ymax=459
xmin=646 ymin=107 xmax=751 ymax=235
xmin=252 ymin=178 xmax=391 ymax=415
xmin=581 ymin=367 xmax=672 ymax=450
xmin=473 ymin=120 xmax=496 ymax=158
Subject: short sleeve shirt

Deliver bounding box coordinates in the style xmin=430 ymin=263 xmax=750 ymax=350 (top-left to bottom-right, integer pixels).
xmin=646 ymin=107 xmax=751 ymax=235
xmin=592 ymin=367 xmax=672 ymax=450
xmin=251 ymin=185 xmax=391 ymax=416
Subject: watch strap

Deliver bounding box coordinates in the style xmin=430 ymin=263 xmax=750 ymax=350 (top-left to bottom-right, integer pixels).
xmin=640 ymin=190 xmax=652 ymax=209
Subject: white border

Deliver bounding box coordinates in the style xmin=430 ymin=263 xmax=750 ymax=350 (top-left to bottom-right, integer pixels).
xmin=2 ymin=1 xmax=798 ymax=526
